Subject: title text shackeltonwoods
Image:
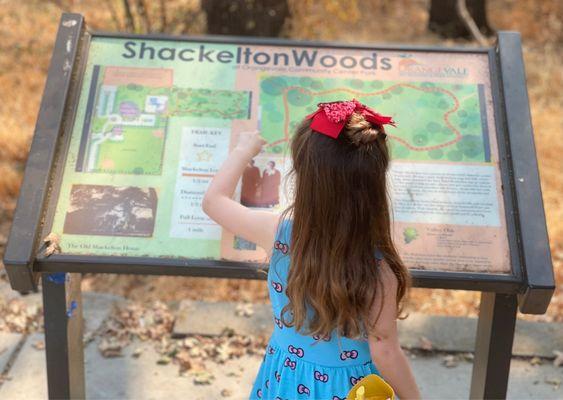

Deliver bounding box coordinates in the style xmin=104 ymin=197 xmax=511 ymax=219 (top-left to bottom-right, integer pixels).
xmin=122 ymin=41 xmax=393 ymax=70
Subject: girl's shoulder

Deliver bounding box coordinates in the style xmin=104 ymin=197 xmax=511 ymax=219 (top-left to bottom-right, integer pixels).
xmin=274 ymin=217 xmax=293 ymax=245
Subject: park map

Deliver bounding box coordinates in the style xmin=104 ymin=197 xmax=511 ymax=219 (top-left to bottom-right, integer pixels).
xmin=77 ymin=66 xmax=251 ymax=175
xmin=78 ymin=68 xmax=488 ymax=176
xmin=47 ymin=37 xmax=510 ymax=274
xmin=259 ymin=75 xmax=489 ymax=162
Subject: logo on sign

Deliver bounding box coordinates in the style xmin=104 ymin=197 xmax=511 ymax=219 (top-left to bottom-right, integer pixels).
xmin=398 ymin=55 xmax=468 ymax=78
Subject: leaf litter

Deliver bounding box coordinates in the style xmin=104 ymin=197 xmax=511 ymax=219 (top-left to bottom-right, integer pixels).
xmin=0 ymin=298 xmax=43 ymax=334
xmin=95 ymin=300 xmax=267 ymax=385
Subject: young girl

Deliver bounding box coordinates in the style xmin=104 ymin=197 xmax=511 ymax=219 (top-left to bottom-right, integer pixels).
xmin=203 ymin=99 xmax=421 ymax=399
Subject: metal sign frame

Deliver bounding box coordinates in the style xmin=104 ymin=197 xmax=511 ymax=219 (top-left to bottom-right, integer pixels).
xmin=2 ymin=13 xmax=554 ymax=400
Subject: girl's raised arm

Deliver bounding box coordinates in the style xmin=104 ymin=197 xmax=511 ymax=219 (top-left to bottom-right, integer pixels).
xmin=202 ymin=131 xmax=280 ymax=255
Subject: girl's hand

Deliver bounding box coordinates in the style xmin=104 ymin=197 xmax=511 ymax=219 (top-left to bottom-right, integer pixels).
xmin=234 ymin=131 xmax=267 ymax=158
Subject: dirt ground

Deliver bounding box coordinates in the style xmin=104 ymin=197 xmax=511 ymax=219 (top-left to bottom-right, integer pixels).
xmin=0 ymin=0 xmax=561 ymax=322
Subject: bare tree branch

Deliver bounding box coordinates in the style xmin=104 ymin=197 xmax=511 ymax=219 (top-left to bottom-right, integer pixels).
xmin=456 ymin=0 xmax=489 ymax=46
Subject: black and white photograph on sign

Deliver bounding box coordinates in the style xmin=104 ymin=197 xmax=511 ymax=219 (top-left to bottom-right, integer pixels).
xmin=241 ymin=158 xmax=283 ymax=208
xmin=63 ymin=184 xmax=157 ymax=237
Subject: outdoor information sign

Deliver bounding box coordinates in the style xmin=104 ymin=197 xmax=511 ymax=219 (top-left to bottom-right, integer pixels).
xmin=2 ymin=13 xmax=554 ymax=400
xmin=50 ymin=35 xmax=510 ymax=274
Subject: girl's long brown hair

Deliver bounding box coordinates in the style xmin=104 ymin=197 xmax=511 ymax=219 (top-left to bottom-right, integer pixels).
xmin=280 ymin=112 xmax=410 ymax=338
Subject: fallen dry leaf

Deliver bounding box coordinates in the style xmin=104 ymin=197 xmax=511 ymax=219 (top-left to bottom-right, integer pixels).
xmin=26 ymin=304 xmax=39 ymax=318
xmin=132 ymin=347 xmax=143 ymax=358
xmin=42 ymin=232 xmax=60 ymax=245
xmin=42 ymin=232 xmax=61 ymax=256
xmin=530 ymin=356 xmax=543 ymax=366
xmin=6 ymin=314 xmax=27 ymax=332
xmin=544 ymin=377 xmax=561 ymax=390
xmin=216 ymin=343 xmax=231 ymax=364
xmin=98 ymin=338 xmax=124 ymax=358
xmin=44 ymin=242 xmax=61 ymax=257
xmin=188 ymin=346 xmax=203 ymax=358
xmin=221 ymin=327 xmax=236 ymax=337
xmin=188 ymin=359 xmax=208 ymax=374
xmin=235 ymin=303 xmax=254 ymax=318
xmin=8 ymin=301 xmax=21 ymax=314
xmin=182 ymin=337 xmax=199 ymax=348
xmin=442 ymin=355 xmax=459 ymax=368
xmin=553 ymin=350 xmax=563 ymax=368
xmin=157 ymin=355 xmax=171 ymax=365
xmin=419 ymin=336 xmax=433 ymax=351
xmin=192 ymin=371 xmax=215 ymax=385
xmin=175 ymin=349 xmax=192 ymax=372
xmin=83 ymin=331 xmax=96 ymax=345
xmin=32 ymin=340 xmax=45 ymax=350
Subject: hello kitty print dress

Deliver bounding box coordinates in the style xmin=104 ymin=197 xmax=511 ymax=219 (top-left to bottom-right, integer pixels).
xmin=249 ymin=219 xmax=382 ymax=400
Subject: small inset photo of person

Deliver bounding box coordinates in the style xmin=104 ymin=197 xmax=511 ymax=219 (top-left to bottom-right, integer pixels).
xmin=240 ymin=158 xmax=284 ymax=209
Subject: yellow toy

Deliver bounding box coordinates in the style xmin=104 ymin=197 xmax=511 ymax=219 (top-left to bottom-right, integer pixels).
xmin=347 ymin=374 xmax=395 ymax=400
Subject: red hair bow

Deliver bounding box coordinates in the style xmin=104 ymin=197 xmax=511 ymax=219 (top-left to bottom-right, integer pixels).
xmin=305 ymin=99 xmax=396 ymax=139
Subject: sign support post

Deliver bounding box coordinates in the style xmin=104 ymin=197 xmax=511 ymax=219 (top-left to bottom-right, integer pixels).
xmin=470 ymin=292 xmax=518 ymax=399
xmin=42 ymin=272 xmax=85 ymax=399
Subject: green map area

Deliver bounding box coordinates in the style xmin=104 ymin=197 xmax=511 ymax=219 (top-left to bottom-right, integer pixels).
xmin=77 ymin=65 xmax=251 ymax=175
xmin=259 ymin=76 xmax=490 ymax=162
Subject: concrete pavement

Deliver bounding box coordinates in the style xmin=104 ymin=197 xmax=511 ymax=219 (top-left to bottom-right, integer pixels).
xmin=0 ymin=291 xmax=561 ymax=399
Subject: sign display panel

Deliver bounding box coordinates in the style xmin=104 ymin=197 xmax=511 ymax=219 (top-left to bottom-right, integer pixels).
xmin=48 ymin=36 xmax=510 ymax=274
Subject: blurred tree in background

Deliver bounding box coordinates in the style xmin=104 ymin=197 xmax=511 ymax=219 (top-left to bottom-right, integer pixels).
xmin=89 ymin=0 xmax=493 ymax=42
xmin=202 ymin=0 xmax=492 ymax=41
xmin=203 ymin=0 xmax=289 ymax=36
xmin=429 ymin=0 xmax=493 ymax=39
xmin=51 ymin=0 xmax=362 ymax=38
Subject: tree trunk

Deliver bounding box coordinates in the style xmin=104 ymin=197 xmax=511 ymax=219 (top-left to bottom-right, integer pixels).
xmin=428 ymin=0 xmax=493 ymax=38
xmin=202 ymin=0 xmax=289 ymax=37
xmin=135 ymin=0 xmax=152 ymax=33
xmin=122 ymin=0 xmax=136 ymax=32
xmin=159 ymin=0 xmax=167 ymax=32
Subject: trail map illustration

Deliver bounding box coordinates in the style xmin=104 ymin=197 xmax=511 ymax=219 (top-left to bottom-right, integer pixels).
xmin=47 ymin=37 xmax=511 ymax=274
xmin=77 ymin=66 xmax=251 ymax=175
xmin=259 ymin=76 xmax=490 ymax=162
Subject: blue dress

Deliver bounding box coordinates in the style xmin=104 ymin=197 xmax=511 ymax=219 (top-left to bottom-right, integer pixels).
xmin=249 ymin=219 xmax=381 ymax=400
